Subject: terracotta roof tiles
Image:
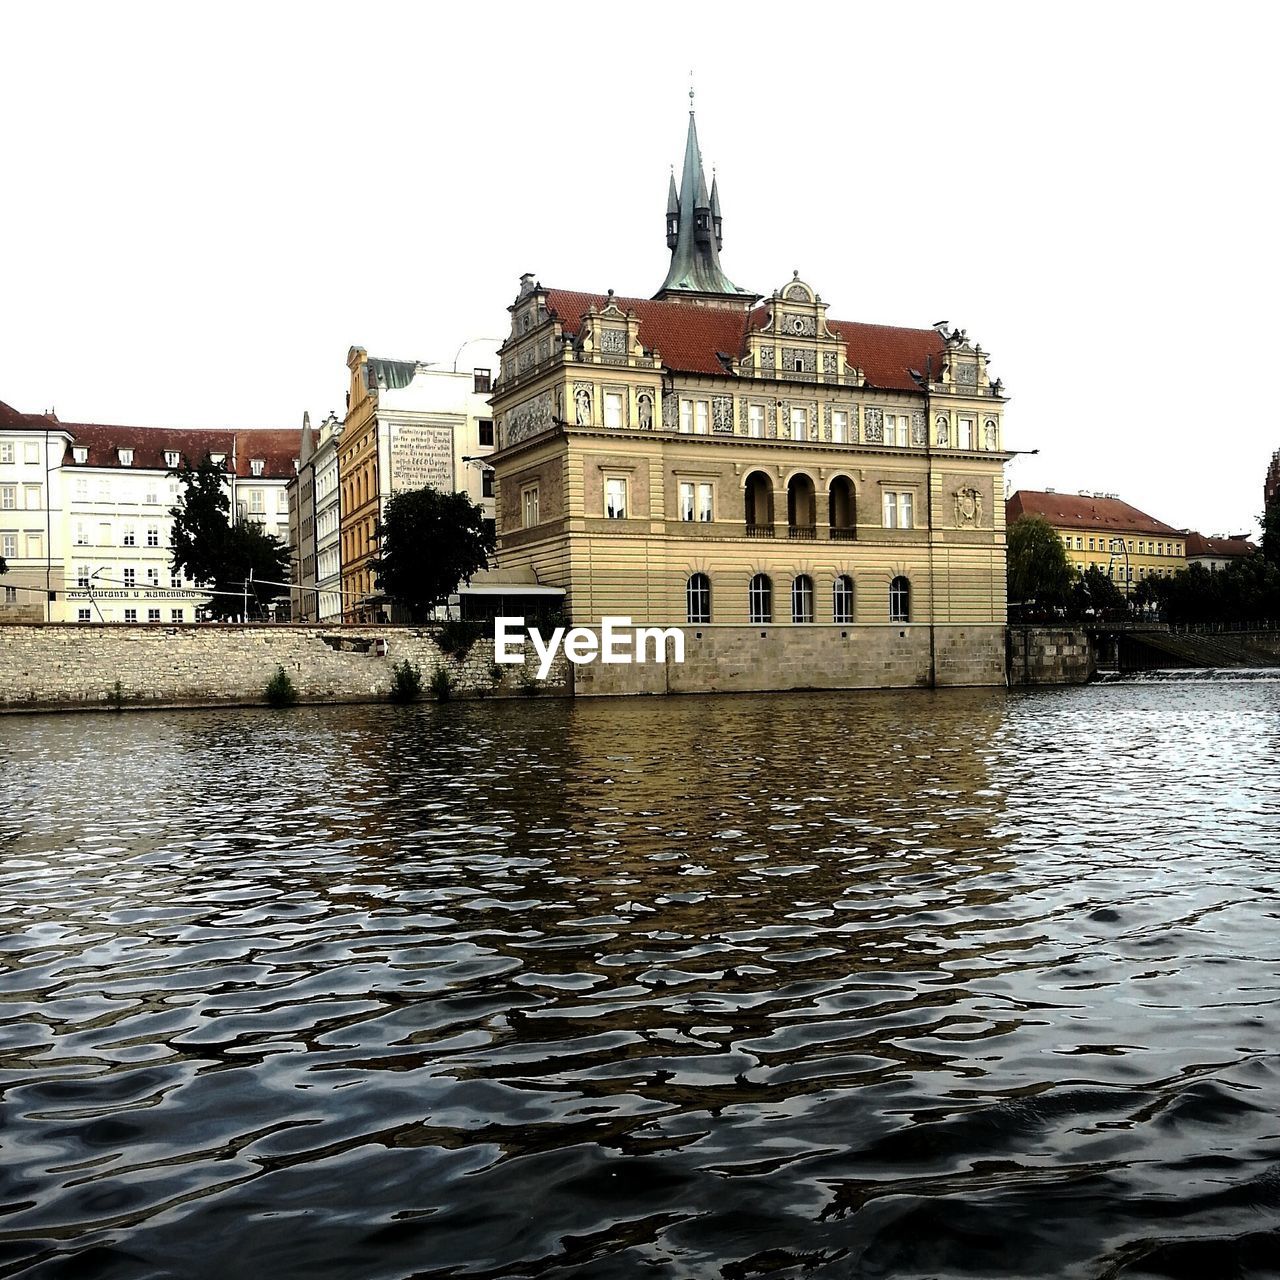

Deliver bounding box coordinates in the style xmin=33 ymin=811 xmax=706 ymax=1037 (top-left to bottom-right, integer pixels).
xmin=57 ymin=423 xmax=298 ymax=479
xmin=1007 ymin=490 xmax=1182 ymax=538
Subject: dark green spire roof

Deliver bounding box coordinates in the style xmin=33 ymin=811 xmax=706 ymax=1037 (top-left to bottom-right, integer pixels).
xmin=655 ymin=111 xmax=751 ymax=300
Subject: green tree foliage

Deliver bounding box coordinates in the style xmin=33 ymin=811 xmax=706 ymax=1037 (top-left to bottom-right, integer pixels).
xmin=0 ymin=554 xmax=7 ymax=576
xmin=1007 ymin=515 xmax=1074 ymax=617
xmin=1143 ymin=555 xmax=1280 ymax=626
xmin=169 ymin=455 xmax=291 ymax=620
xmin=373 ymin=486 xmax=494 ymax=622
xmin=1069 ymin=564 xmax=1128 ymax=618
xmin=1261 ymin=497 xmax=1280 ymax=568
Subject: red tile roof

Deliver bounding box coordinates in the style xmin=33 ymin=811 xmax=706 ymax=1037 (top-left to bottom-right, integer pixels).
xmin=0 ymin=399 xmax=61 ymax=431
xmin=57 ymin=423 xmax=298 ymax=479
xmin=542 ymin=289 xmax=943 ymax=392
xmin=1007 ymin=490 xmax=1182 ymax=538
xmin=1184 ymin=532 xmax=1255 ymax=559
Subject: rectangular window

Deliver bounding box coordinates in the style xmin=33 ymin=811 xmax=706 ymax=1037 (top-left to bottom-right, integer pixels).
xmin=1075 ymin=536 xmax=1083 ymax=550
xmin=605 ymin=477 xmax=628 ymax=519
xmin=278 ymin=489 xmax=289 ymax=513
xmin=958 ymin=417 xmax=974 ymax=449
xmin=1088 ymin=538 xmax=1095 ymax=551
xmin=76 ymin=565 xmax=90 ymax=589
xmin=98 ymin=480 xmax=110 ymax=501
xmin=26 ymin=532 xmax=42 ymax=558
xmin=522 ymin=486 xmax=539 ymax=528
xmin=24 ymin=442 xmax=39 ymax=464
xmin=118 ymin=448 xmax=133 ymax=466
xmin=78 ymin=608 xmax=91 ymax=622
xmin=604 ymin=393 xmax=624 ymax=429
xmin=679 ymin=481 xmax=695 ymax=521
xmin=172 ymin=609 xmax=184 ymax=623
xmin=478 ymin=418 xmax=494 ymax=447
xmin=122 ymin=525 xmax=136 ymax=547
xmin=76 ymin=478 xmax=88 ymax=500
xmin=148 ymin=608 xmax=161 ymax=622
xmin=165 ymin=450 xmax=180 ymax=468
xmin=697 ymin=482 xmax=713 ymax=522
xmin=123 ymin=568 xmax=136 ymax=587
xmin=146 ymin=567 xmax=159 ymax=586
xmin=124 ymin=608 xmax=138 ymax=623
xmin=898 ymin=492 xmax=914 ymax=528
xmin=3 ymin=586 xmax=15 ymax=605
xmin=680 ymin=400 xmax=692 ymax=433
xmin=25 ymin=486 xmax=40 ymax=510
xmin=694 ymin=401 xmax=709 ymax=435
xmin=0 ymin=486 xmax=13 ymax=511
xmin=832 ymin=410 xmax=848 ymax=443
xmin=99 ymin=522 xmax=112 ymax=546
xmin=883 ymin=491 xmax=897 ymax=529
xmin=250 ymin=459 xmax=264 ymax=477
xmin=0 ymin=442 xmax=13 ymax=463
xmin=895 ymin=414 xmax=910 ymax=446
xmin=171 ymin=570 xmax=182 ymax=589
xmin=250 ymin=489 xmax=265 ymax=514
xmin=474 ymin=369 xmax=491 ymax=394
xmin=790 ymin=407 xmax=808 ymax=441
xmin=482 ymin=470 xmax=494 ymax=498
xmin=146 ymin=526 xmax=159 ymax=547
xmin=748 ymin=405 xmax=765 ymax=438
xmin=145 ymin=486 xmax=159 ymax=505
xmin=1 ymin=534 xmax=16 ymax=559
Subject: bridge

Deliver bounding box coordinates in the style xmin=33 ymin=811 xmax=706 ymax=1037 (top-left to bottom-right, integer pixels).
xmin=1086 ymin=622 xmax=1280 ymax=672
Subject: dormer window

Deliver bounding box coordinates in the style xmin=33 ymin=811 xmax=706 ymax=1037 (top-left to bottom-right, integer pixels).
xmin=292 ymin=458 xmax=300 ymax=474
xmin=72 ymin=446 xmax=88 ymax=465
xmin=210 ymin=453 xmax=225 ymax=466
xmin=251 ymin=458 xmax=265 ymax=477
xmin=164 ymin=450 xmax=179 ymax=468
xmin=118 ymin=448 xmax=134 ymax=467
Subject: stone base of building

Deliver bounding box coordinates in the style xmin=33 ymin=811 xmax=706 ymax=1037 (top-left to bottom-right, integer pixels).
xmin=571 ymin=623 xmax=1006 ymax=696
xmin=1006 ymin=627 xmax=1096 ymax=685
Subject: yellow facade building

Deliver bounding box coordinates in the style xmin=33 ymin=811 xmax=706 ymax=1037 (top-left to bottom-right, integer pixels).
xmin=487 ymin=109 xmax=1012 ymax=691
xmin=1006 ymin=490 xmax=1186 ymax=593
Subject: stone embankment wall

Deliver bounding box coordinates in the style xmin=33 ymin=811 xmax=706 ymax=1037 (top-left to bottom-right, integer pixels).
xmin=0 ymin=625 xmax=568 ymax=713
xmin=1007 ymin=627 xmax=1095 ymax=685
xmin=572 ymin=623 xmax=1007 ymax=696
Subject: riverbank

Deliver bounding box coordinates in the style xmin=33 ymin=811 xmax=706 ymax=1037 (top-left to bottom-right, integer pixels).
xmin=1 ymin=622 xmax=1090 ymax=712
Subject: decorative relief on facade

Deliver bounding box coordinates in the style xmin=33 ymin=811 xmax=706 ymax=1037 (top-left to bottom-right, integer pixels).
xmin=823 ymin=404 xmax=833 ymax=441
xmin=738 ymin=397 xmax=749 ymax=435
xmin=935 ymin=413 xmax=950 ymax=446
xmin=984 ymin=418 xmax=998 ymax=450
xmin=537 ymin=337 xmax=550 ymax=362
xmin=784 ymin=313 xmax=816 ymax=337
xmin=503 ymin=390 xmax=555 ymax=447
xmin=760 ymin=346 xmax=775 ymax=373
xmin=662 ymin=391 xmax=678 ymax=430
xmin=712 ymin=396 xmax=734 ymax=434
xmin=955 ymin=362 xmax=978 ymax=387
xmin=779 ymin=399 xmax=792 ymax=438
xmin=954 ymin=486 xmax=984 ymax=528
xmin=519 ymin=347 xmax=534 ymax=371
xmin=822 ymin=351 xmax=838 ymax=375
xmin=864 ymin=406 xmax=884 ymax=443
xmin=767 ymin=406 xmax=778 ymax=439
xmin=637 ymin=393 xmax=654 ymax=430
xmin=781 ymin=346 xmax=817 ymax=373
xmin=784 ymin=283 xmax=809 ymax=301
xmin=911 ymin=411 xmax=927 ymax=446
xmin=600 ymin=328 xmax=626 ymax=354
xmin=573 ymin=382 xmax=593 ymax=426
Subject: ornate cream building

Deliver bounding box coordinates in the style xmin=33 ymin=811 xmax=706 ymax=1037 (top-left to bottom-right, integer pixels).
xmin=487 ymin=109 xmax=1011 ymax=690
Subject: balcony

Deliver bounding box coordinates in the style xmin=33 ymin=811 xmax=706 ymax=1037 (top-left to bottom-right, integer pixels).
xmin=829 ymin=527 xmax=857 ymax=541
xmin=788 ymin=525 xmax=817 ymax=541
xmin=745 ymin=524 xmax=774 ymax=538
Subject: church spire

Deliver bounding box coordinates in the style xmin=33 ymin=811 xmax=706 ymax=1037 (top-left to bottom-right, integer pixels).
xmin=655 ymin=105 xmax=750 ymax=301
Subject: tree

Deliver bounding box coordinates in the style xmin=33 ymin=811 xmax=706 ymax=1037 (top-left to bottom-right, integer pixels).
xmin=373 ymin=485 xmax=494 ymax=622
xmin=1262 ymin=496 xmax=1280 ymax=568
xmin=0 ymin=555 xmax=7 ymax=577
xmin=1007 ymin=515 xmax=1073 ymax=618
xmin=169 ymin=455 xmax=291 ymax=620
xmin=1069 ymin=564 xmax=1128 ymax=618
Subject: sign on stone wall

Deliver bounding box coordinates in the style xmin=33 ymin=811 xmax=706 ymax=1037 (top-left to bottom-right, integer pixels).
xmin=389 ymin=422 xmax=455 ymax=493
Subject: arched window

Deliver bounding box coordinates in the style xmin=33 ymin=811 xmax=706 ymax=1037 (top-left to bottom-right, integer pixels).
xmin=791 ymin=574 xmax=814 ymax=623
xmin=749 ymin=573 xmax=772 ymax=624
xmin=833 ymin=574 xmax=854 ymax=623
xmin=889 ymin=575 xmax=910 ymax=623
xmin=687 ymin=573 xmax=711 ymax=624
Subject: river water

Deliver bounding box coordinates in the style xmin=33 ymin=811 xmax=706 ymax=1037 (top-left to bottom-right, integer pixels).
xmin=2 ymin=685 xmax=1279 ymax=1279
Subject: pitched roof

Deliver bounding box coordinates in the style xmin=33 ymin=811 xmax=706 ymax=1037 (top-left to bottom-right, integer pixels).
xmin=57 ymin=423 xmax=298 ymax=479
xmin=0 ymin=399 xmax=61 ymax=431
xmin=1007 ymin=490 xmax=1182 ymax=538
xmin=1185 ymin=531 xmax=1255 ymax=559
xmin=543 ymin=289 xmax=943 ymax=392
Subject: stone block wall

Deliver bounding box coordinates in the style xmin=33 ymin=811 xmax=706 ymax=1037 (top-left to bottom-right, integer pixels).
xmin=1007 ymin=627 xmax=1096 ymax=685
xmin=0 ymin=625 xmax=568 ymax=713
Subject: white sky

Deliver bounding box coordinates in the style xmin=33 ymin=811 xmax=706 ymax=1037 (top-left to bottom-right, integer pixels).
xmin=3 ymin=2 xmax=1276 ymax=536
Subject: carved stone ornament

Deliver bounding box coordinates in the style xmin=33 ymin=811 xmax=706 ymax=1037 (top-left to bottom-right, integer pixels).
xmin=504 ymin=390 xmax=555 ymax=447
xmin=601 ymin=328 xmax=626 ymax=354
xmin=954 ymin=486 xmax=984 ymax=528
xmin=955 ymin=362 xmax=978 ymax=387
xmin=864 ymin=406 xmax=884 ymax=443
xmin=823 ymin=404 xmax=833 ymax=441
xmin=573 ymin=382 xmax=592 ymax=426
xmin=662 ymin=391 xmax=678 ymax=430
xmin=911 ymin=411 xmax=927 ymax=446
xmin=712 ymin=396 xmax=733 ymax=433
xmin=637 ymin=392 xmax=654 ymax=430
xmin=935 ymin=414 xmax=950 ymax=446
xmin=787 ymin=313 xmax=816 ymax=337
xmin=984 ymin=418 xmax=998 ymax=450
xmin=537 ymin=337 xmax=550 ymax=362
xmin=784 ymin=283 xmax=809 ymax=301
xmin=761 ymin=346 xmax=775 ymax=373
xmin=822 ymin=351 xmax=838 ymax=375
xmin=782 ymin=346 xmax=816 ymax=373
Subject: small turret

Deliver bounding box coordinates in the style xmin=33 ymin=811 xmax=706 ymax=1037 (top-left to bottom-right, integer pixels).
xmin=710 ymin=172 xmax=723 ymax=251
xmin=666 ymin=168 xmax=679 ymax=249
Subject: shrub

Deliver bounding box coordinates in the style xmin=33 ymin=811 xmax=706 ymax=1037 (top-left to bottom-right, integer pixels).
xmin=389 ymin=659 xmax=423 ymax=704
xmin=436 ymin=618 xmax=484 ymax=662
xmin=106 ymin=680 xmax=124 ymax=713
xmin=265 ymin=666 xmax=298 ymax=707
xmin=489 ymin=661 xmax=505 ymax=688
xmin=429 ymin=666 xmax=457 ymax=701
xmin=518 ymin=670 xmax=539 ymax=697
